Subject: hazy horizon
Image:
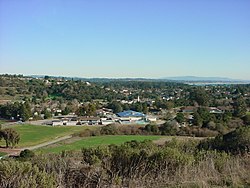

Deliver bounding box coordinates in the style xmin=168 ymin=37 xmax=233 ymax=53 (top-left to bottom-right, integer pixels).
xmin=0 ymin=0 xmax=250 ymax=79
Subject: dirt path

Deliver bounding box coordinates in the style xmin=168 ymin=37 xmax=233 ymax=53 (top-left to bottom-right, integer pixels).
xmin=0 ymin=135 xmax=73 ymax=158
xmin=23 ymin=135 xmax=72 ymax=150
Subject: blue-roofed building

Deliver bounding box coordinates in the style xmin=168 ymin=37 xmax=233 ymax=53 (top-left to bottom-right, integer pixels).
xmin=116 ymin=110 xmax=146 ymax=123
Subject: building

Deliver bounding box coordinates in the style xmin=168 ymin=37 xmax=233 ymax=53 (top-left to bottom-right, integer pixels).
xmin=181 ymin=106 xmax=197 ymax=113
xmin=117 ymin=110 xmax=146 ymax=121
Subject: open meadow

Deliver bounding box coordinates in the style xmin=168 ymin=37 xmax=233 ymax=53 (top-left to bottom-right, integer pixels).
xmin=0 ymin=124 xmax=96 ymax=147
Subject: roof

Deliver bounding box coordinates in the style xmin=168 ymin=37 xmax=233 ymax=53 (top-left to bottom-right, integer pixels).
xmin=117 ymin=110 xmax=146 ymax=117
xmin=181 ymin=106 xmax=196 ymax=112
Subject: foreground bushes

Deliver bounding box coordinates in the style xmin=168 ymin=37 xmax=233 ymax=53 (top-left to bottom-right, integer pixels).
xmin=0 ymin=160 xmax=56 ymax=188
xmin=0 ymin=126 xmax=247 ymax=187
xmin=0 ymin=132 xmax=250 ymax=187
xmin=198 ymin=126 xmax=250 ymax=154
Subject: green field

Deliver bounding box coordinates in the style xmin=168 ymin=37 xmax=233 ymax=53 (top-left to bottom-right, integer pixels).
xmin=0 ymin=124 xmax=96 ymax=147
xmin=0 ymin=119 xmax=8 ymax=124
xmin=0 ymin=152 xmax=7 ymax=157
xmin=38 ymin=135 xmax=163 ymax=153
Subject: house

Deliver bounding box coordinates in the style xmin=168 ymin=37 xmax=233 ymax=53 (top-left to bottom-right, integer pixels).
xmin=209 ymin=107 xmax=223 ymax=114
xmin=181 ymin=106 xmax=197 ymax=113
xmin=79 ymin=117 xmax=101 ymax=125
xmin=217 ymin=106 xmax=234 ymax=113
xmin=146 ymin=116 xmax=157 ymax=122
xmin=96 ymin=108 xmax=114 ymax=116
xmin=100 ymin=118 xmax=115 ymax=125
xmin=51 ymin=120 xmax=63 ymax=126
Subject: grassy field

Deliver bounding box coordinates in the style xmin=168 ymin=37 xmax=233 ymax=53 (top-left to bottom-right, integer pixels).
xmin=38 ymin=135 xmax=163 ymax=153
xmin=0 ymin=124 xmax=96 ymax=147
xmin=0 ymin=152 xmax=7 ymax=157
xmin=0 ymin=119 xmax=8 ymax=124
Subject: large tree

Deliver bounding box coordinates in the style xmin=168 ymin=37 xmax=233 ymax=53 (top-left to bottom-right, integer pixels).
xmin=0 ymin=128 xmax=20 ymax=148
xmin=190 ymin=87 xmax=210 ymax=106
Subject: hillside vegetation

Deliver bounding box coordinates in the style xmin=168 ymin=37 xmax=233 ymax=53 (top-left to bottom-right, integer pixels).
xmin=0 ymin=126 xmax=249 ymax=188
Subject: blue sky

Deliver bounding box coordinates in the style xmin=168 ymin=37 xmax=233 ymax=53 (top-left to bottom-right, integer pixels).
xmin=0 ymin=0 xmax=249 ymax=79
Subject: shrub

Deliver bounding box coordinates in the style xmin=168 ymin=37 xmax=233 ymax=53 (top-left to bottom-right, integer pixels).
xmin=19 ymin=149 xmax=35 ymax=159
xmin=100 ymin=124 xmax=118 ymax=135
xmin=144 ymin=124 xmax=159 ymax=135
xmin=243 ymin=114 xmax=250 ymax=125
xmin=0 ymin=160 xmax=56 ymax=188
xmin=197 ymin=126 xmax=250 ymax=154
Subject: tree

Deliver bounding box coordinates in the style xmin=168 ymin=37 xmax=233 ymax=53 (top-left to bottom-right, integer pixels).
xmin=142 ymin=103 xmax=148 ymax=114
xmin=233 ymin=97 xmax=247 ymax=117
xmin=160 ymin=122 xmax=178 ymax=135
xmin=221 ymin=126 xmax=250 ymax=154
xmin=108 ymin=101 xmax=123 ymax=113
xmin=190 ymin=87 xmax=210 ymax=106
xmin=175 ymin=113 xmax=185 ymax=123
xmin=0 ymin=128 xmax=20 ymax=148
xmin=197 ymin=107 xmax=211 ymax=125
xmin=19 ymin=102 xmax=31 ymax=121
xmin=43 ymin=109 xmax=52 ymax=119
xmin=62 ymin=106 xmax=71 ymax=115
xmin=144 ymin=124 xmax=159 ymax=134
xmin=193 ymin=112 xmax=202 ymax=127
xmin=76 ymin=103 xmax=97 ymax=116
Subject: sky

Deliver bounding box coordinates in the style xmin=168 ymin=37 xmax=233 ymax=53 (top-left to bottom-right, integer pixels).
xmin=0 ymin=0 xmax=250 ymax=79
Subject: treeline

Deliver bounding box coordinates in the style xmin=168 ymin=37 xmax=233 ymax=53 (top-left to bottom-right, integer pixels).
xmin=0 ymin=126 xmax=250 ymax=187
xmin=0 ymin=101 xmax=31 ymax=121
xmin=74 ymin=118 xmax=248 ymax=140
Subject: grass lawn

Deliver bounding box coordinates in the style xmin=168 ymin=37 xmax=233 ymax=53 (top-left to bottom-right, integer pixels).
xmin=0 ymin=152 xmax=7 ymax=157
xmin=0 ymin=119 xmax=8 ymax=124
xmin=38 ymin=135 xmax=163 ymax=153
xmin=0 ymin=124 xmax=96 ymax=147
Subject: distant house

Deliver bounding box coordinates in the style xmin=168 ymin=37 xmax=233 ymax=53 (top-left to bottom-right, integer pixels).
xmin=96 ymin=108 xmax=114 ymax=116
xmin=146 ymin=116 xmax=157 ymax=122
xmin=100 ymin=118 xmax=115 ymax=125
xmin=181 ymin=106 xmax=197 ymax=113
xmin=209 ymin=107 xmax=223 ymax=114
xmin=79 ymin=117 xmax=101 ymax=125
xmin=217 ymin=106 xmax=233 ymax=113
xmin=51 ymin=120 xmax=63 ymax=126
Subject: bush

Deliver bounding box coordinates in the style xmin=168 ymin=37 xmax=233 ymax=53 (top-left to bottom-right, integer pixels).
xmin=191 ymin=128 xmax=218 ymax=137
xmin=0 ymin=160 xmax=56 ymax=187
xmin=243 ymin=114 xmax=250 ymax=125
xmin=144 ymin=124 xmax=159 ymax=135
xmin=222 ymin=126 xmax=250 ymax=154
xmin=100 ymin=124 xmax=118 ymax=135
xmin=198 ymin=126 xmax=250 ymax=154
xmin=117 ymin=125 xmax=142 ymax=135
xmin=19 ymin=149 xmax=35 ymax=159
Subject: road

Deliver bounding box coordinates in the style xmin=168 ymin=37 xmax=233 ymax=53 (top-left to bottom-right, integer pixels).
xmin=0 ymin=135 xmax=72 ymax=158
xmin=24 ymin=135 xmax=72 ymax=150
